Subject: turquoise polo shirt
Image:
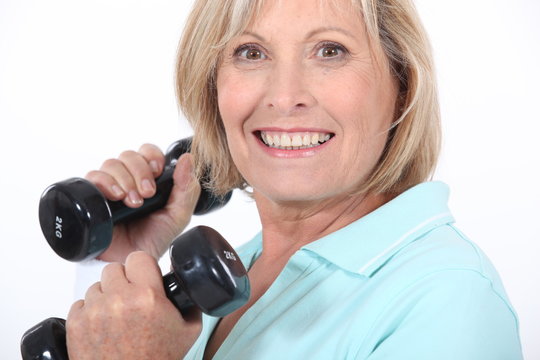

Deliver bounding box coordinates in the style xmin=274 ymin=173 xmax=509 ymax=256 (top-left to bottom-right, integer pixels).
xmin=184 ymin=182 xmax=523 ymax=360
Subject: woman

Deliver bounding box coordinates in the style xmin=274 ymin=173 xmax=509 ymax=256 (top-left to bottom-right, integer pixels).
xmin=66 ymin=0 xmax=523 ymax=359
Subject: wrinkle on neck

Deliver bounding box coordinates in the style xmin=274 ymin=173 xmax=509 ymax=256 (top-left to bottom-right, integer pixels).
xmin=254 ymin=190 xmax=389 ymax=261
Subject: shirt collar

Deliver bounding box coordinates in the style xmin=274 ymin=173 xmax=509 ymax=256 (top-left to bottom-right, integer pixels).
xmin=236 ymin=181 xmax=455 ymax=278
xmin=301 ymin=181 xmax=455 ymax=277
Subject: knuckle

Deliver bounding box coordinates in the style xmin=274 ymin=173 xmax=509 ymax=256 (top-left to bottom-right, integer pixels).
xmin=139 ymin=144 xmax=164 ymax=165
xmin=84 ymin=169 xmax=102 ymax=180
xmin=67 ymin=300 xmax=84 ymax=318
xmin=106 ymin=287 xmax=157 ymax=316
xmin=84 ymin=282 xmax=102 ymax=299
xmin=119 ymin=149 xmax=138 ymax=160
xmin=85 ymin=303 xmax=104 ymax=323
xmin=134 ymin=287 xmax=158 ymax=308
xmin=139 ymin=143 xmax=160 ymax=153
xmin=102 ymin=262 xmax=123 ymax=276
xmin=107 ymin=292 xmax=127 ymax=314
xmin=101 ymin=158 xmax=122 ymax=170
xmin=126 ymin=250 xmax=152 ymax=266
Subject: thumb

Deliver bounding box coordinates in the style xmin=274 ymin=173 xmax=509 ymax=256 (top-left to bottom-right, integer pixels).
xmin=164 ymin=153 xmax=201 ymax=224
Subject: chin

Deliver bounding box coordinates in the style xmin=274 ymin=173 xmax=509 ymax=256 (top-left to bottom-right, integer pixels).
xmin=252 ymin=180 xmax=346 ymax=206
xmin=242 ymin=164 xmax=367 ymax=205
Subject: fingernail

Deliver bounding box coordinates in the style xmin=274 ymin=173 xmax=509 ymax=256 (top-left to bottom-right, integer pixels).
xmin=150 ymin=160 xmax=159 ymax=174
xmin=128 ymin=190 xmax=143 ymax=205
xmin=112 ymin=185 xmax=124 ymax=198
xmin=142 ymin=179 xmax=154 ymax=193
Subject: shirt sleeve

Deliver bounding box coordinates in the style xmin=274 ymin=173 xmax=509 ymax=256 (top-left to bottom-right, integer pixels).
xmin=361 ymin=270 xmax=523 ymax=360
xmin=73 ymin=259 xmax=109 ymax=300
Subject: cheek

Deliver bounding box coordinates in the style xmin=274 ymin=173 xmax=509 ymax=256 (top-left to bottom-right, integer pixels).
xmin=320 ymin=71 xmax=395 ymax=177
xmin=216 ymin=71 xmax=257 ymax=175
xmin=217 ymin=88 xmax=240 ymax=131
xmin=323 ymin=67 xmax=397 ymax=137
xmin=217 ymin=71 xmax=261 ymax=132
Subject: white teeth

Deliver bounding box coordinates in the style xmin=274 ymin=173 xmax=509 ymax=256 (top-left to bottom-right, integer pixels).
xmin=266 ymin=133 xmax=274 ymax=146
xmin=291 ymin=135 xmax=302 ymax=147
xmin=260 ymin=131 xmax=333 ymax=149
xmin=281 ymin=134 xmax=291 ymax=147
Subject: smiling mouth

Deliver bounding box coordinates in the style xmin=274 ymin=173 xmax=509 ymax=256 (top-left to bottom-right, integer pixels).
xmin=257 ymin=131 xmax=334 ymax=150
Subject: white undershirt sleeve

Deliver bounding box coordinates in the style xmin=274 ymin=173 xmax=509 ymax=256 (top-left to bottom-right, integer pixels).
xmin=74 ymin=259 xmax=110 ymax=300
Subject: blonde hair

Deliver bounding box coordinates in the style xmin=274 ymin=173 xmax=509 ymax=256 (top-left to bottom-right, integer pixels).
xmin=176 ymin=0 xmax=440 ymax=196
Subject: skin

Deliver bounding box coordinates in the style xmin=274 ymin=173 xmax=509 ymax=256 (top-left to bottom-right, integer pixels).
xmin=66 ymin=151 xmax=202 ymax=360
xmin=205 ymin=0 xmax=399 ymax=358
xmin=67 ymin=251 xmax=202 ymax=360
xmin=66 ymin=0 xmax=399 ymax=358
xmin=86 ymin=147 xmax=201 ymax=262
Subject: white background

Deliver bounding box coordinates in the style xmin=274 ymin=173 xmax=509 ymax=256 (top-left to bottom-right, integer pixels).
xmin=0 ymin=1 xmax=538 ymax=359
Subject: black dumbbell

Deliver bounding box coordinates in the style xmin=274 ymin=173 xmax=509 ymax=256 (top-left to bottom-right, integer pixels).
xmin=38 ymin=137 xmax=233 ymax=262
xmin=21 ymin=225 xmax=250 ymax=360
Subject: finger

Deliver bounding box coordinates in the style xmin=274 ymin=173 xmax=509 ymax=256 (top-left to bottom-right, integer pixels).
xmin=118 ymin=150 xmax=157 ymax=199
xmin=99 ymin=156 xmax=143 ymax=208
xmin=83 ymin=281 xmax=103 ymax=305
xmin=138 ymin=143 xmax=165 ymax=177
xmin=124 ymin=251 xmax=164 ymax=292
xmin=165 ymin=153 xmax=201 ymax=223
xmin=85 ymin=170 xmax=126 ymax=201
xmin=67 ymin=299 xmax=85 ymax=318
xmin=100 ymin=262 xmax=128 ymax=293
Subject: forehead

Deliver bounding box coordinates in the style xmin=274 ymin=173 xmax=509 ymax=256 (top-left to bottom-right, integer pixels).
xmin=258 ymin=0 xmax=357 ymax=14
xmin=245 ymin=0 xmax=363 ymax=34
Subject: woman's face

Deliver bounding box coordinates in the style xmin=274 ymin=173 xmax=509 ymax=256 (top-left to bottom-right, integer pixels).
xmin=217 ymin=0 xmax=398 ymax=205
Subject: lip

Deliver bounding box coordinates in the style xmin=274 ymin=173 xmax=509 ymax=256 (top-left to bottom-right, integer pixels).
xmin=252 ymin=128 xmax=334 ymax=159
xmin=255 ymin=127 xmax=333 ymax=133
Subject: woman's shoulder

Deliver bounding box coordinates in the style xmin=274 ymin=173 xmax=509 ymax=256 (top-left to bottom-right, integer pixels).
xmin=392 ymin=223 xmax=504 ymax=282
xmin=352 ymin=225 xmax=523 ymax=359
xmin=373 ymin=222 xmax=516 ymax=315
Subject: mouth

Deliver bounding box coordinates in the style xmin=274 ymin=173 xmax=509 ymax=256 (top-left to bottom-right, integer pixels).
xmin=256 ymin=130 xmax=335 ymax=150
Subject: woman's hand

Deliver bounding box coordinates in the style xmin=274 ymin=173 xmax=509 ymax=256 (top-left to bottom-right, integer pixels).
xmin=85 ymin=143 xmax=201 ymax=263
xmin=66 ymin=251 xmax=202 ymax=359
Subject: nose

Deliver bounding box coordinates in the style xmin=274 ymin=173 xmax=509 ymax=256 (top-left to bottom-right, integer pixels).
xmin=264 ymin=62 xmax=316 ymax=116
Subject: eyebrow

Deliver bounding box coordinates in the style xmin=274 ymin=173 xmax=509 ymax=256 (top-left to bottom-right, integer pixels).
xmin=242 ymin=31 xmax=266 ymax=42
xmin=305 ymin=26 xmax=356 ymax=40
xmin=241 ymin=26 xmax=356 ymax=42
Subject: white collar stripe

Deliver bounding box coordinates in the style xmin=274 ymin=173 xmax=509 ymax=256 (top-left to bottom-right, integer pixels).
xmin=357 ymin=211 xmax=453 ymax=274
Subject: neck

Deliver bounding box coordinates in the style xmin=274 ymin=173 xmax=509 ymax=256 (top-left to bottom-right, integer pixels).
xmin=253 ymin=191 xmax=390 ymax=262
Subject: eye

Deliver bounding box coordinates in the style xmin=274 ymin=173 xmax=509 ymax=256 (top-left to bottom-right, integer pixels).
xmin=234 ymin=44 xmax=267 ymax=61
xmin=316 ymin=42 xmax=348 ymax=59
